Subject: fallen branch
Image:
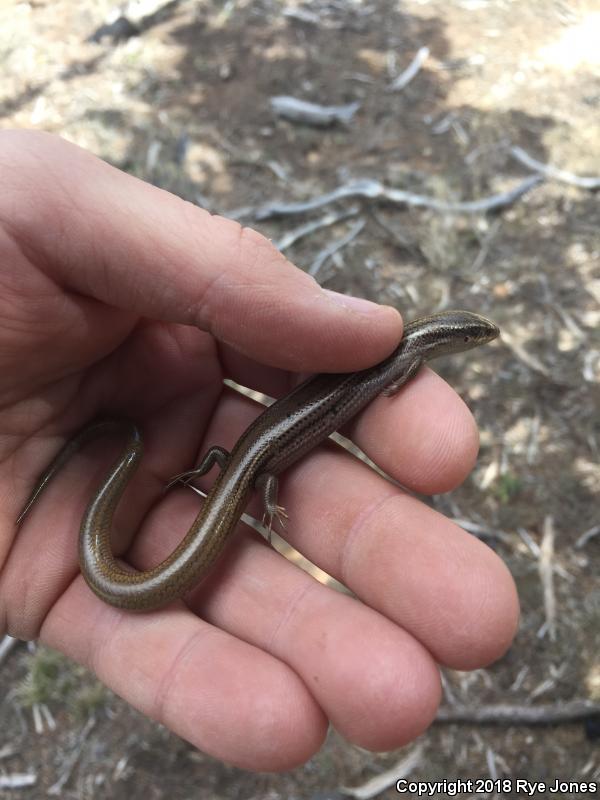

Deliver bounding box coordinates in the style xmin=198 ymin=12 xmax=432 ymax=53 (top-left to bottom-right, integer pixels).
xmin=510 ymin=146 xmax=600 ymax=189
xmin=254 ymin=175 xmax=542 ymax=220
xmin=436 ymin=700 xmax=600 ymax=725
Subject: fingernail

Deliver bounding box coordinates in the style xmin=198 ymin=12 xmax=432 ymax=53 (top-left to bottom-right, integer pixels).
xmin=323 ymin=289 xmax=384 ymax=315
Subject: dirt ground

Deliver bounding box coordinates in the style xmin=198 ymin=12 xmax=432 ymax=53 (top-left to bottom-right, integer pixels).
xmin=1 ymin=0 xmax=599 ymax=797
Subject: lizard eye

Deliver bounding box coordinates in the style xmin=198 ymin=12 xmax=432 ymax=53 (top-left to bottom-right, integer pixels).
xmin=463 ymin=336 xmax=470 ymax=343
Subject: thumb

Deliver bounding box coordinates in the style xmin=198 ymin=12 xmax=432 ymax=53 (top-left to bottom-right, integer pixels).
xmin=1 ymin=130 xmax=402 ymax=373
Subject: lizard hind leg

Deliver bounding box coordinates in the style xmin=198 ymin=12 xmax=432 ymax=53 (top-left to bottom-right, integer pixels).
xmin=255 ymin=472 xmax=288 ymax=543
xmin=165 ymin=445 xmax=231 ymax=492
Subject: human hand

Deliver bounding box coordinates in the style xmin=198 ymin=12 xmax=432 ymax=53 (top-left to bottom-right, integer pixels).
xmin=0 ymin=130 xmax=518 ymax=770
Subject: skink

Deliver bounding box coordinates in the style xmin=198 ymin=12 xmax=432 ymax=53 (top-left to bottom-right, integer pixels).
xmin=17 ymin=310 xmax=499 ymax=611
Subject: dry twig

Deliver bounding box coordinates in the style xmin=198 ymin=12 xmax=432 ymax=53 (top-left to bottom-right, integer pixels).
xmin=308 ymin=217 xmax=366 ymax=277
xmin=538 ymin=515 xmax=557 ymax=641
xmin=510 ymin=146 xmax=600 ymax=189
xmin=254 ymin=176 xmax=542 ymax=220
xmin=47 ymin=716 xmax=96 ymax=796
xmin=388 ymin=46 xmax=430 ymax=92
xmin=451 ymin=517 xmax=511 ymax=542
xmin=0 ymin=773 xmax=37 ymax=789
xmin=575 ymin=525 xmax=600 ymax=549
xmin=0 ymin=634 xmax=19 ymax=666
xmin=0 ymin=744 xmax=18 ymax=759
xmin=436 ymin=700 xmax=600 ymax=725
xmin=274 ymin=207 xmax=360 ymax=251
xmin=500 ymin=330 xmax=551 ymax=378
xmin=339 ymin=745 xmax=424 ymax=798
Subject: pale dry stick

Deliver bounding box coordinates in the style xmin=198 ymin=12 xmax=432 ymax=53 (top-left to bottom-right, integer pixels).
xmin=282 ymin=7 xmax=320 ymax=24
xmin=368 ymin=207 xmax=418 ymax=253
xmin=470 ymin=218 xmax=501 ymax=272
xmin=451 ymin=118 xmax=470 ymax=147
xmin=550 ymin=303 xmax=585 ymax=342
xmin=342 ymin=71 xmax=377 ymax=84
xmin=583 ymin=350 xmax=600 ymax=383
xmin=500 ymin=330 xmax=551 ymax=379
xmin=509 ymin=665 xmax=529 ymax=692
xmin=0 ymin=744 xmax=17 ymax=759
xmin=575 ymin=525 xmax=600 ymax=549
xmin=146 ymin=140 xmax=161 ymax=172
xmin=517 ymin=526 xmax=572 ymax=583
xmin=253 ymin=175 xmax=543 ymax=221
xmin=510 ymin=146 xmax=600 ymax=190
xmin=538 ymin=515 xmax=557 ymax=641
xmin=440 ymin=670 xmax=458 ymax=705
xmin=526 ymin=413 xmax=541 ymax=465
xmin=113 ymin=755 xmax=132 ymax=781
xmin=388 ymin=46 xmax=430 ymax=92
xmin=339 ymin=744 xmax=425 ymax=799
xmin=517 ymin=526 xmax=540 ymax=557
xmin=204 ymin=126 xmax=290 ymax=183
xmin=459 ymin=667 xmax=494 ymax=694
xmin=270 ymin=97 xmax=361 ymax=127
xmin=436 ymin=700 xmax=600 ymax=725
xmin=283 ymin=6 xmax=343 ymax=28
xmin=582 ymin=759 xmax=597 ymax=779
xmin=430 ymin=111 xmax=455 ymax=135
xmin=27 ymin=702 xmax=56 ymax=735
xmin=431 ymin=278 xmax=451 ymax=313
xmin=465 ymin=137 xmax=511 ymax=165
xmin=486 ymin=748 xmax=498 ymax=781
xmin=479 ymin=458 xmax=499 ymax=491
xmin=229 ymin=156 xmax=289 ymax=182
xmin=274 ymin=207 xmax=360 ymax=251
xmin=308 ymin=217 xmax=366 ymax=277
xmin=531 ymin=676 xmax=560 ymax=700
xmin=31 ymin=703 xmax=41 ymax=735
xmin=40 ymin=703 xmax=57 ymax=731
xmin=0 ymin=634 xmax=19 ymax=667
xmin=0 ymin=774 xmax=37 ymax=790
xmin=533 ymin=664 xmax=567 ymax=697
xmin=213 ymin=0 xmax=240 ymax=29
xmin=47 ymin=716 xmax=96 ymax=796
xmin=450 ymin=517 xmax=511 ymax=543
